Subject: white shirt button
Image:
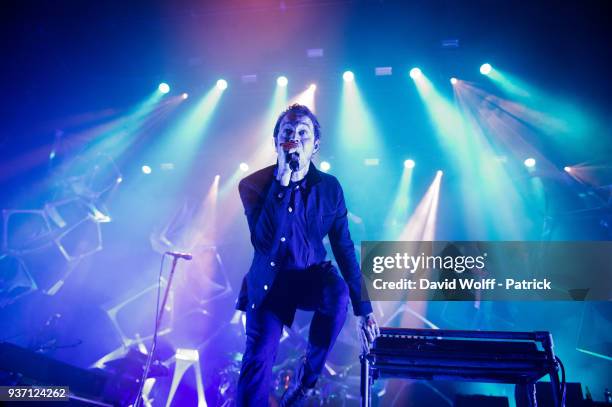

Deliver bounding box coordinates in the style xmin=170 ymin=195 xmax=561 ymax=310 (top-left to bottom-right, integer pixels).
xmin=280 ymin=237 xmax=286 ymax=242
xmin=270 ymin=261 xmax=276 ymax=267
xmin=277 ymin=192 xmax=284 ymax=199
xmin=295 ymin=185 xmax=300 ymax=190
xmin=264 ymin=285 xmax=268 ymax=290
xmin=288 ymin=207 xmax=293 ymax=213
xmin=251 ymin=304 xmax=255 ymax=309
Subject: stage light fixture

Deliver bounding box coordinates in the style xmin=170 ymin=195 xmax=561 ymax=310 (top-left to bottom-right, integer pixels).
xmin=241 ymin=74 xmax=257 ymax=84
xmin=450 ymin=77 xmax=458 ymax=85
xmin=309 ymin=83 xmax=317 ymax=91
xmin=239 ymin=162 xmax=249 ymax=172
xmin=409 ymin=68 xmax=422 ymax=79
xmin=524 ymin=158 xmax=536 ymax=168
xmin=404 ymin=159 xmax=415 ymax=169
xmin=141 ymin=165 xmax=152 ymax=174
xmin=158 ymin=83 xmax=170 ymax=94
xmin=343 ymin=71 xmax=354 ymax=82
xmin=375 ymin=67 xmax=392 ymax=76
xmin=480 ymin=63 xmax=492 ymax=75
xmin=277 ymin=76 xmax=288 ymax=87
xmin=320 ymin=161 xmax=331 ymax=172
xmin=441 ymin=39 xmax=460 ymax=48
xmin=564 ymin=166 xmax=572 ymax=173
xmin=216 ymin=79 xmax=228 ymax=90
xmin=307 ymin=48 xmax=324 ymax=58
xmin=181 ymin=92 xmax=189 ymax=99
xmin=436 ymin=170 xmax=444 ymax=176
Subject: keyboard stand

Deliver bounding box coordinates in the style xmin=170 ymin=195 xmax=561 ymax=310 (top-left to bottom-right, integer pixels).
xmin=360 ymin=328 xmax=562 ymax=407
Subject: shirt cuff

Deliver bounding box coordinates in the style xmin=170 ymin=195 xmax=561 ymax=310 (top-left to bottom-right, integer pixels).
xmin=353 ymin=300 xmax=373 ymax=316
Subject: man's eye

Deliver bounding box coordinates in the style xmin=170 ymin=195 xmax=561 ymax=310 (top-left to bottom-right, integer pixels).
xmin=299 ymin=130 xmax=307 ymax=136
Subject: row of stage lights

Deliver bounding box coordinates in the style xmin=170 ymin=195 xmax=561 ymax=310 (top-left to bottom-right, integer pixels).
xmin=409 ymin=63 xmax=492 ymax=84
xmin=152 ymin=63 xmax=573 ymax=177
xmin=155 ymin=64 xmax=497 ymax=95
xmin=157 ymin=79 xmax=228 ymax=98
xmin=141 ymin=156 xmax=568 ymax=176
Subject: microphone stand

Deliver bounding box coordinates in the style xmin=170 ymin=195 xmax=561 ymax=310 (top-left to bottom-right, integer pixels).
xmin=133 ymin=255 xmax=180 ymax=407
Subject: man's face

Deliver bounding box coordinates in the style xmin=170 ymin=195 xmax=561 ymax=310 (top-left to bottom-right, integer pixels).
xmin=276 ymin=114 xmax=319 ymax=171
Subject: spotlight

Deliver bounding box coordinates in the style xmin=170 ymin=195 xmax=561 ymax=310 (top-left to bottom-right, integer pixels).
xmin=309 ymin=83 xmax=317 ymax=91
xmin=216 ymin=79 xmax=228 ymax=90
xmin=158 ymin=83 xmax=170 ymax=94
xmin=239 ymin=162 xmax=249 ymax=172
xmin=404 ymin=159 xmax=415 ymax=169
xmin=181 ymin=92 xmax=189 ymax=99
xmin=141 ymin=165 xmax=152 ymax=174
xmin=480 ymin=63 xmax=492 ymax=75
xmin=524 ymin=158 xmax=536 ymax=168
xmin=564 ymin=166 xmax=572 ymax=173
xmin=277 ymin=76 xmax=288 ymax=87
xmin=343 ymin=71 xmax=354 ymax=82
xmin=409 ymin=67 xmax=422 ymax=79
xmin=436 ymin=170 xmax=444 ymax=176
xmin=450 ymin=77 xmax=458 ymax=85
xmin=320 ymin=161 xmax=331 ymax=172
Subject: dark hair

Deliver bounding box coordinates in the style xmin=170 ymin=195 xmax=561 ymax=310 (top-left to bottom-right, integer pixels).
xmin=273 ymin=103 xmax=321 ymax=141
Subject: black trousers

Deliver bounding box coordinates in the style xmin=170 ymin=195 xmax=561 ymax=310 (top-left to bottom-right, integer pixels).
xmin=236 ymin=262 xmax=349 ymax=406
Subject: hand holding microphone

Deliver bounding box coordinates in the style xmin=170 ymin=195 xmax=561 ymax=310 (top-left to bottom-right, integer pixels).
xmin=282 ymin=141 xmax=300 ymax=171
xmin=277 ymin=140 xmax=300 ymax=186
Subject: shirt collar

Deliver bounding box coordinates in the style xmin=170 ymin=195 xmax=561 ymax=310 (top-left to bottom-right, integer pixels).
xmin=273 ymin=161 xmax=322 ymax=189
xmin=305 ymin=161 xmax=322 ymax=188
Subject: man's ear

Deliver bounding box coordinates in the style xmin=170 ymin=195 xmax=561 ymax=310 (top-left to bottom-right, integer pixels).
xmin=313 ymin=138 xmax=320 ymax=154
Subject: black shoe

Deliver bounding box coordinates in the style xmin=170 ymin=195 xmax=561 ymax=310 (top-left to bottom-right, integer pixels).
xmin=279 ymin=385 xmax=312 ymax=407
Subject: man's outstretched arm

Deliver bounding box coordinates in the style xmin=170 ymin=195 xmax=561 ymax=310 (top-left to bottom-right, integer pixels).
xmin=327 ymin=180 xmax=379 ymax=350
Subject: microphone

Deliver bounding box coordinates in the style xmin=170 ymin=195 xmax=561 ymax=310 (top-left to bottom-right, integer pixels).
xmin=287 ymin=152 xmax=299 ymax=171
xmin=165 ymin=251 xmax=193 ymax=260
xmin=281 ymin=141 xmax=300 ymax=171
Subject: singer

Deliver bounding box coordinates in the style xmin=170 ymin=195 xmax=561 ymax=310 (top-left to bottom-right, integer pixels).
xmin=235 ymin=104 xmax=379 ymax=406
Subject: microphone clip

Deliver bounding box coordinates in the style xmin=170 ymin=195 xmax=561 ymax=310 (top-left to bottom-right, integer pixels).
xmin=165 ymin=251 xmax=193 ymax=261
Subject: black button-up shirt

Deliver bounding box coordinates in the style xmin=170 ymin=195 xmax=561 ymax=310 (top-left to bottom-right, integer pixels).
xmin=236 ymin=162 xmax=372 ymax=316
xmin=277 ymin=176 xmax=316 ymax=270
